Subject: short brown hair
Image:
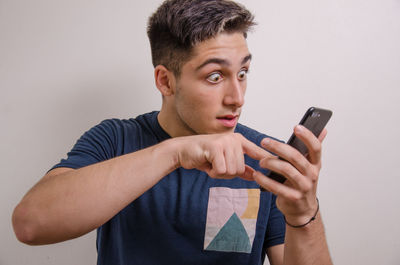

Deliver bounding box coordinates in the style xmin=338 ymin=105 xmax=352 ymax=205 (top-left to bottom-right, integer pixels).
xmin=147 ymin=0 xmax=255 ymax=76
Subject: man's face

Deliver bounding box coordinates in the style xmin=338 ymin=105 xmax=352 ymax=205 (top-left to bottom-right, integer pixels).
xmin=165 ymin=32 xmax=251 ymax=137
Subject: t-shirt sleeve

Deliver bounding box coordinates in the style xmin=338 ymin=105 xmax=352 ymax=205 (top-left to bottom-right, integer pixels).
xmin=264 ymin=194 xmax=286 ymax=248
xmin=50 ymin=120 xmax=118 ymax=171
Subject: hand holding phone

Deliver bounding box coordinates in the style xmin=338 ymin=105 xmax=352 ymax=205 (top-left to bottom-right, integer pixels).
xmin=267 ymin=107 xmax=332 ymax=183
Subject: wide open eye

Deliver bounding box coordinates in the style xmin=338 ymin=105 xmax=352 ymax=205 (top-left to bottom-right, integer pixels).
xmin=237 ymin=69 xmax=248 ymax=81
xmin=207 ymin=72 xmax=223 ymax=83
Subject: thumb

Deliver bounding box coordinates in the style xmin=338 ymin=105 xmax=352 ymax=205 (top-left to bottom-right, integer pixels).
xmin=239 ymin=165 xmax=255 ymax=181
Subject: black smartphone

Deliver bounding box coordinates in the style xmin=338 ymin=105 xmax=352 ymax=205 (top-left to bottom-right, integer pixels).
xmin=266 ymin=107 xmax=333 ymax=184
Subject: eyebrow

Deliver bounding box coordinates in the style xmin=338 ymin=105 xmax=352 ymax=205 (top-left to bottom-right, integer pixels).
xmin=195 ymin=54 xmax=252 ymax=71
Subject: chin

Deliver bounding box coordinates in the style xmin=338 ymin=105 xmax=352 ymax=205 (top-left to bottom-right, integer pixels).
xmin=214 ymin=127 xmax=236 ymax=134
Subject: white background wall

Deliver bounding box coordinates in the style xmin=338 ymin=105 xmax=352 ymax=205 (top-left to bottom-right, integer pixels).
xmin=1 ymin=0 xmax=399 ymax=264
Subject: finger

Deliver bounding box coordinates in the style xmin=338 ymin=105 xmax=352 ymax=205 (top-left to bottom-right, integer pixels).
xmin=259 ymin=157 xmax=312 ymax=193
xmin=205 ymin=148 xmax=227 ymax=177
xmin=239 ymin=165 xmax=255 ymax=181
xmin=235 ymin=142 xmax=246 ymax=176
xmin=261 ymin=137 xmax=310 ymax=176
xmin=318 ymin=128 xmax=328 ymax=143
xmin=253 ymin=171 xmax=302 ymax=201
xmin=293 ymin=125 xmax=322 ymax=165
xmin=240 ymin=135 xmax=274 ymax=160
xmin=224 ymin=143 xmax=244 ymax=176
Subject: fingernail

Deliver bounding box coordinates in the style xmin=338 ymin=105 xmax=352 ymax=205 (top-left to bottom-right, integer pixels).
xmin=262 ymin=138 xmax=270 ymax=146
xmin=295 ymin=125 xmax=304 ymax=133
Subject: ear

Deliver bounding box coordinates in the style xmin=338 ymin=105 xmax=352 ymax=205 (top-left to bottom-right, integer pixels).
xmin=154 ymin=65 xmax=175 ymax=96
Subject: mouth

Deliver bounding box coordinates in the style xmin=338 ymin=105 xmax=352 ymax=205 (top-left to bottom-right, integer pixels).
xmin=216 ymin=114 xmax=239 ymax=128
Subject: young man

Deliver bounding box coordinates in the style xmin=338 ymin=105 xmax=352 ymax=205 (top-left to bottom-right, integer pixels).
xmin=12 ymin=0 xmax=332 ymax=264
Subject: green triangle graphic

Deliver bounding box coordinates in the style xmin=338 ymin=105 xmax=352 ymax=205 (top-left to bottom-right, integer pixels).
xmin=205 ymin=212 xmax=252 ymax=253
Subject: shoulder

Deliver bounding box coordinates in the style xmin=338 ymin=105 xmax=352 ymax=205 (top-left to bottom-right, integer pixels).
xmin=92 ymin=111 xmax=158 ymax=136
xmin=75 ymin=111 xmax=159 ymax=154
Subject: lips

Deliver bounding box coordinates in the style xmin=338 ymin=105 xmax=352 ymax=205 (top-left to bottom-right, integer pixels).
xmin=216 ymin=114 xmax=239 ymax=128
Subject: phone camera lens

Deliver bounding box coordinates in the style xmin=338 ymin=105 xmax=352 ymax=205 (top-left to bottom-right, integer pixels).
xmin=312 ymin=112 xmax=320 ymax=118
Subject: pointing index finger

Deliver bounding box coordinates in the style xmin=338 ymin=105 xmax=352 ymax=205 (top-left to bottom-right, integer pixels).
xmin=240 ymin=135 xmax=272 ymax=161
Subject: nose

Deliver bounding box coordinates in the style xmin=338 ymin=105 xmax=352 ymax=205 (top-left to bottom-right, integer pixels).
xmin=223 ymin=78 xmax=245 ymax=107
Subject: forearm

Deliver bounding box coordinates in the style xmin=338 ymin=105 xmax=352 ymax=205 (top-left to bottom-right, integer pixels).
xmin=13 ymin=132 xmax=268 ymax=245
xmin=12 ymin=138 xmax=178 ymax=245
xmin=283 ymin=212 xmax=332 ymax=265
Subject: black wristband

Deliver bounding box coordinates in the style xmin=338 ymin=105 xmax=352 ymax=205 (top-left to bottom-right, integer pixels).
xmin=284 ymin=198 xmax=319 ymax=228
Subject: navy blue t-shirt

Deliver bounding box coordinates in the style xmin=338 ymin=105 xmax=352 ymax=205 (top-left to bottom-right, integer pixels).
xmin=52 ymin=111 xmax=285 ymax=265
